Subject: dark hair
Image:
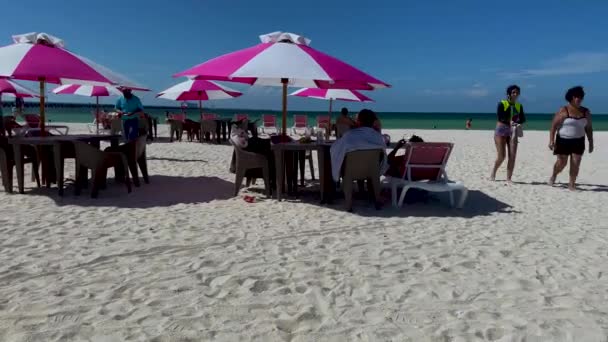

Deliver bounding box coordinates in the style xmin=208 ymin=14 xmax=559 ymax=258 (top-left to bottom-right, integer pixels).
xmin=506 ymin=85 xmax=520 ymax=95
xmin=565 ymin=86 xmax=585 ymax=102
xmin=357 ymin=109 xmax=377 ymax=128
xmin=408 ymin=135 xmax=424 ymax=143
xmin=341 ymin=107 xmax=348 ymax=116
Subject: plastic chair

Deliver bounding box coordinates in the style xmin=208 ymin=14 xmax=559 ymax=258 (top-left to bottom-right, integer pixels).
xmin=342 ymin=149 xmax=384 ymax=212
xmin=110 ymin=118 xmax=122 ymax=136
xmin=88 ymin=110 xmax=109 ymax=133
xmin=201 ymin=119 xmax=217 ymax=142
xmin=292 ymin=115 xmax=308 ymax=135
xmin=230 ymin=139 xmax=270 ymax=197
xmin=201 ymin=113 xmax=219 ymax=120
xmin=383 ymin=142 xmax=468 ymax=208
xmin=74 ymin=141 xmax=131 ymax=198
xmin=259 ymin=114 xmax=278 ymax=135
xmin=0 ymin=137 xmax=40 ymax=193
xmin=168 ymin=113 xmax=186 ymax=142
xmin=23 ymin=114 xmax=40 ymax=128
xmin=105 ymin=136 xmax=149 ymax=187
xmin=234 ymin=113 xmax=249 ymax=122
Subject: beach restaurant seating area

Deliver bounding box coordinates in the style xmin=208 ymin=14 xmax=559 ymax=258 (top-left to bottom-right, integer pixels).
xmin=0 ymin=31 xmax=467 ymax=210
xmin=0 ymin=110 xmax=468 ymax=212
xmin=0 ymin=116 xmax=151 ymax=198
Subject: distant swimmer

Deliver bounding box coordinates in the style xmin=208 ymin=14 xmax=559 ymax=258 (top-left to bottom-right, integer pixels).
xmin=465 ymin=118 xmax=472 ymax=129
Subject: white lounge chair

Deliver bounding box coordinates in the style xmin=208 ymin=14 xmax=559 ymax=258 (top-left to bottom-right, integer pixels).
xmin=383 ymin=142 xmax=468 ymax=208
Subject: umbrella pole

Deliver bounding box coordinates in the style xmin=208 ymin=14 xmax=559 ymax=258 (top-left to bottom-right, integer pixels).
xmin=327 ymin=98 xmax=333 ymax=139
xmin=39 ymin=77 xmax=46 ymax=136
xmin=96 ymin=96 xmax=100 ymax=134
xmin=198 ymin=92 xmax=203 ymax=118
xmin=281 ymin=78 xmax=288 ymax=137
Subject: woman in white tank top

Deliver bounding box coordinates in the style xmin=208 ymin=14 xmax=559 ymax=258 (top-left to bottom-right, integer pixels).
xmin=548 ymin=86 xmax=594 ymax=190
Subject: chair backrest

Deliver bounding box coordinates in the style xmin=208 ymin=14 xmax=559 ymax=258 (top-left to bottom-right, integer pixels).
xmin=110 ymin=118 xmax=123 ymax=134
xmin=24 ymin=114 xmax=40 ymax=128
xmin=92 ymin=110 xmax=108 ymax=121
xmin=234 ymin=113 xmax=249 ymax=121
xmin=336 ymin=123 xmax=351 ymax=138
xmin=201 ymin=119 xmax=216 ymax=132
xmin=317 ymin=115 xmax=330 ymax=127
xmin=201 ymin=113 xmax=218 ymax=120
xmin=262 ymin=114 xmax=276 ymax=127
xmin=135 ymin=135 xmax=147 ymax=158
xmin=74 ymin=141 xmax=105 ymax=168
xmin=343 ymin=149 xmax=384 ymax=180
xmin=293 ymin=115 xmax=308 ymax=128
xmin=402 ymin=142 xmax=453 ymax=181
xmin=169 ymin=113 xmax=186 ymax=122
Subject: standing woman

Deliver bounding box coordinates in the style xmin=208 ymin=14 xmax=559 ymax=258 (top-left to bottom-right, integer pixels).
xmin=490 ymin=85 xmax=526 ymax=181
xmin=549 ymin=86 xmax=593 ymax=190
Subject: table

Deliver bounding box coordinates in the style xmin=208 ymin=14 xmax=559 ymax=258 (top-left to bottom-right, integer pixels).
xmin=8 ymin=134 xmax=121 ymax=195
xmin=13 ymin=125 xmax=70 ymax=137
xmin=271 ymin=141 xmax=334 ymax=202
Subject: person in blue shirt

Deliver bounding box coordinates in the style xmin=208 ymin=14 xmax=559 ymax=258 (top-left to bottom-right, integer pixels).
xmin=115 ymin=88 xmax=144 ymax=141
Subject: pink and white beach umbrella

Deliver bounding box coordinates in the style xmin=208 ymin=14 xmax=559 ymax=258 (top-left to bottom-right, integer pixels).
xmin=157 ymin=79 xmax=243 ymax=114
xmin=174 ymin=31 xmax=389 ymax=135
xmin=53 ymin=84 xmax=123 ymax=132
xmin=53 ymin=84 xmax=123 ymax=97
xmin=291 ymin=88 xmax=373 ymax=103
xmin=291 ymin=88 xmax=374 ymax=133
xmin=0 ymin=32 xmax=147 ymax=132
xmin=0 ymin=78 xmax=38 ymax=98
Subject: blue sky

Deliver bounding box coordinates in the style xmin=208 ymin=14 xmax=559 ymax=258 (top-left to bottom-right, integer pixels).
xmin=2 ymin=0 xmax=608 ymax=113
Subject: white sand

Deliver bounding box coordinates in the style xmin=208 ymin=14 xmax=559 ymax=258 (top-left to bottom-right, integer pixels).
xmin=0 ymin=124 xmax=607 ymax=341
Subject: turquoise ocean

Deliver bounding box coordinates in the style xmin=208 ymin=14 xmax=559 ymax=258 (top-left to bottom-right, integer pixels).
xmin=4 ymin=103 xmax=608 ymax=131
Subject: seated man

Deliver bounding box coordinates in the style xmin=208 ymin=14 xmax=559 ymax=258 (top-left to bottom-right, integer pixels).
xmin=330 ymin=109 xmax=388 ymax=182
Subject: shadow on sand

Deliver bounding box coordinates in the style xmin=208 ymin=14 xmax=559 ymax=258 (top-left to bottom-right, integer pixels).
xmin=513 ymin=181 xmax=608 ymax=193
xmin=247 ymin=186 xmax=516 ymax=218
xmin=148 ymin=157 xmax=208 ymax=163
xmin=26 ymin=175 xmax=233 ymax=208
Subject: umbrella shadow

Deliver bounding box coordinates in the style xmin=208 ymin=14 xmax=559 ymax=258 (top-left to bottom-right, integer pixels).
xmin=248 ymin=185 xmax=515 ymax=218
xmin=345 ymin=189 xmax=516 ymax=218
xmin=28 ymin=175 xmax=233 ymax=208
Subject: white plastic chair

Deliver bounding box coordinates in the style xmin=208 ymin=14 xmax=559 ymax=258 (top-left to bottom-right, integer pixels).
xmin=292 ymin=115 xmax=308 ymax=135
xmin=258 ymin=114 xmax=278 ymax=135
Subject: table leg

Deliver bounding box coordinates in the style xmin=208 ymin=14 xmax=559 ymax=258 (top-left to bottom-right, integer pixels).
xmin=13 ymin=144 xmax=25 ymax=194
xmin=226 ymin=122 xmax=231 ymax=141
xmin=54 ymin=143 xmax=64 ymax=196
xmin=39 ymin=146 xmax=51 ymax=188
xmin=215 ymin=121 xmax=221 ymax=144
xmin=274 ymin=149 xmax=284 ymax=201
xmin=318 ymin=146 xmax=334 ymax=204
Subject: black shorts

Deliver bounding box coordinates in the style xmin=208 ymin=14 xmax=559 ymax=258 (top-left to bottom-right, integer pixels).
xmin=554 ymin=135 xmax=585 ymax=155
